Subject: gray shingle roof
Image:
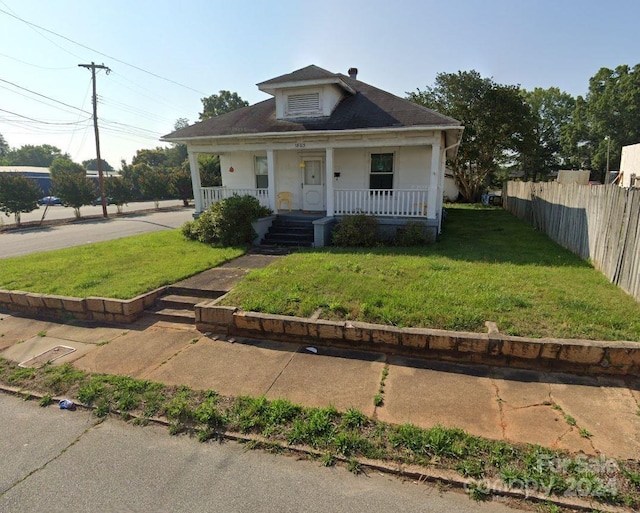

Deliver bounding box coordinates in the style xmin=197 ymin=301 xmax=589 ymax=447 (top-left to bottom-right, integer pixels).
xmin=163 ymin=66 xmax=461 ymax=141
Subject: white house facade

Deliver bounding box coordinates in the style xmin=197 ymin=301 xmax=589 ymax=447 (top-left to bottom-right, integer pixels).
xmin=163 ymin=65 xmax=464 ymax=246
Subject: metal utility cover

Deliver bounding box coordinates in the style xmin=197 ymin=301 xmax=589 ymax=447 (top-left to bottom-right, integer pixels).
xmin=19 ymin=345 xmax=76 ymax=368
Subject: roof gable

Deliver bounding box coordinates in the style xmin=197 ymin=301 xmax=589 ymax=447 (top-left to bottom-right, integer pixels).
xmin=164 ymin=66 xmax=462 ymax=141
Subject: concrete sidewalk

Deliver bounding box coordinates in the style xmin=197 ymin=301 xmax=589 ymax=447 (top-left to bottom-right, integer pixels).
xmin=1 ymin=310 xmax=639 ymax=460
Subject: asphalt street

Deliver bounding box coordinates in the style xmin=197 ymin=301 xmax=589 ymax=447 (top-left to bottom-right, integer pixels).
xmin=0 ymin=209 xmax=193 ymax=258
xmin=0 ymin=393 xmax=521 ymax=513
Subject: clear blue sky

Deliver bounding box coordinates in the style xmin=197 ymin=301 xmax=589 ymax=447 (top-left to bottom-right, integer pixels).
xmin=1 ymin=0 xmax=638 ymax=168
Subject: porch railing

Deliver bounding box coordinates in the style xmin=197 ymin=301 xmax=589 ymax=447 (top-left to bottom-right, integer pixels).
xmin=334 ymin=189 xmax=429 ymax=217
xmin=201 ymin=187 xmax=270 ymax=210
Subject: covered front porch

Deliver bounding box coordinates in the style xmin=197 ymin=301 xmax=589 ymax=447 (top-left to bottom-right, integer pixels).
xmin=199 ymin=186 xmax=430 ymax=218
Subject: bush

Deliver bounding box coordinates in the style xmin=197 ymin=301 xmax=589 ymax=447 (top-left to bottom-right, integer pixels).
xmin=393 ymin=221 xmax=428 ymax=246
xmin=183 ymin=195 xmax=272 ymax=246
xmin=332 ymin=213 xmax=379 ymax=247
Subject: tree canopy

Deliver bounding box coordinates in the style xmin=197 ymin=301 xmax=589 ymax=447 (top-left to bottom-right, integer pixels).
xmin=1 ymin=144 xmax=69 ymax=167
xmin=0 ymin=172 xmax=42 ymax=225
xmin=199 ymin=90 xmax=249 ymax=120
xmin=82 ymin=158 xmax=114 ymax=172
xmin=408 ymin=70 xmax=532 ymax=201
xmin=50 ymin=158 xmax=96 ymax=217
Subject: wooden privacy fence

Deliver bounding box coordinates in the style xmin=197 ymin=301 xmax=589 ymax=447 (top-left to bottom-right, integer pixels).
xmin=504 ymin=181 xmax=640 ymax=302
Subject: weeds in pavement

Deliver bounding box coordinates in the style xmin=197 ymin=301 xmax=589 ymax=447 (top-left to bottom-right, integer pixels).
xmin=0 ymin=356 xmax=637 ymax=509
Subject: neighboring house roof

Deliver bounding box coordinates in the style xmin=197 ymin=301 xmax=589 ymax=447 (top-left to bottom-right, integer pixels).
xmin=163 ymin=65 xmax=462 ymax=141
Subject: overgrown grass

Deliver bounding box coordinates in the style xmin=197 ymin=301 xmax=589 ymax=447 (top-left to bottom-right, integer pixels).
xmin=0 ymin=230 xmax=244 ymax=299
xmin=221 ymin=206 xmax=640 ymax=340
xmin=1 ymin=357 xmax=638 ymax=508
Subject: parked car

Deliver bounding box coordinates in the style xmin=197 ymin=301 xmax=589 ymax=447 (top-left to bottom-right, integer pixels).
xmin=38 ymin=196 xmax=61 ymax=206
xmin=91 ymin=197 xmax=112 ymax=206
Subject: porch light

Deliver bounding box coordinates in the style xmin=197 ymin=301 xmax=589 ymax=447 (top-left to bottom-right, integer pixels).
xmin=229 ymin=166 xmax=234 ymax=173
xmin=299 ymin=161 xmax=306 ymax=168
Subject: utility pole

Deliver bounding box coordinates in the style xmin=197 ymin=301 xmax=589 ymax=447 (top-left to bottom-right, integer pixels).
xmin=78 ymin=62 xmax=110 ymax=217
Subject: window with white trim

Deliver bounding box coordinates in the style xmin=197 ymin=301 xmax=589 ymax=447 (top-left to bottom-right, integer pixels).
xmin=255 ymin=156 xmax=268 ymax=189
xmin=369 ymin=153 xmax=394 ymax=190
xmin=286 ymin=92 xmax=320 ymax=116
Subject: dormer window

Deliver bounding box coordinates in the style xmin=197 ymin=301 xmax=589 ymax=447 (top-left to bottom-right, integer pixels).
xmin=286 ymin=92 xmax=321 ymax=117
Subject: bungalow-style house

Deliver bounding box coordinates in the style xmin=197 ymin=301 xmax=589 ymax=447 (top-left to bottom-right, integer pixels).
xmin=162 ymin=65 xmax=464 ymax=246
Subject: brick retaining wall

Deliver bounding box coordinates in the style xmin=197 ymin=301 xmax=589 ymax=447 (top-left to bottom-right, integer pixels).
xmin=0 ymin=287 xmax=165 ymax=324
xmin=196 ymin=305 xmax=640 ymax=377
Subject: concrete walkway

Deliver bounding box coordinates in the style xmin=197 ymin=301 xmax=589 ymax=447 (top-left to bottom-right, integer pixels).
xmin=1 ymin=310 xmax=639 ymax=460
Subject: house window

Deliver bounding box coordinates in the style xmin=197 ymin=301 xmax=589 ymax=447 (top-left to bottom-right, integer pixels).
xmin=369 ymin=153 xmax=394 ymax=190
xmin=286 ymin=92 xmax=320 ymax=116
xmin=255 ymin=156 xmax=268 ymax=189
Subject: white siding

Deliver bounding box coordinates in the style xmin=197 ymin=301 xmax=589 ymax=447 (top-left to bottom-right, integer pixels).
xmin=620 ymin=143 xmax=640 ymax=187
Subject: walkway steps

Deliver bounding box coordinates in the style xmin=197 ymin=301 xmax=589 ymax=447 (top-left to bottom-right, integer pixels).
xmin=261 ymin=214 xmax=321 ymax=248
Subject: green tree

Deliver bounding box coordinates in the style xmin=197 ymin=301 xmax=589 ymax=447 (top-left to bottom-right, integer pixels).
xmin=170 ymin=167 xmax=193 ymax=206
xmin=131 ymin=148 xmax=169 ymax=168
xmin=199 ymin=90 xmax=249 ymax=120
xmin=104 ymin=176 xmax=133 ymax=214
xmin=82 ymin=158 xmax=114 ymax=172
xmin=137 ymin=163 xmax=169 ymax=208
xmin=2 ymin=144 xmax=68 ymax=167
xmin=50 ymin=158 xmax=96 ymax=218
xmin=198 ymin=154 xmax=222 ymax=186
xmin=0 ymin=172 xmax=42 ymax=225
xmin=520 ymin=87 xmax=576 ymax=181
xmin=408 ymin=71 xmax=533 ymax=201
xmin=0 ymin=133 xmax=8 ymax=158
xmin=574 ymin=64 xmax=640 ymax=181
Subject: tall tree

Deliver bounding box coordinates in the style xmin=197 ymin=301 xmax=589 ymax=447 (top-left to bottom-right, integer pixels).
xmin=199 ymin=90 xmax=249 ymax=120
xmin=50 ymin=158 xmax=96 ymax=218
xmin=582 ymin=64 xmax=640 ymax=180
xmin=408 ymin=71 xmax=533 ymax=201
xmin=520 ymin=87 xmax=576 ymax=181
xmin=0 ymin=133 xmax=8 ymax=158
xmin=2 ymin=144 xmax=68 ymax=167
xmin=0 ymin=172 xmax=42 ymax=226
xmin=82 ymin=158 xmax=114 ymax=172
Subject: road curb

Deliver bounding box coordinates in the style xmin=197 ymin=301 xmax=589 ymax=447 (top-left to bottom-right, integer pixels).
xmin=0 ymin=384 xmax=628 ymax=513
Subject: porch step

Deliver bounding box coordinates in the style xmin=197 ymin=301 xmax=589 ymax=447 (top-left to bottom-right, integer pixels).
xmin=165 ymin=286 xmax=226 ymax=299
xmin=156 ymin=294 xmax=210 ymax=310
xmin=260 ymin=214 xmax=320 ymax=248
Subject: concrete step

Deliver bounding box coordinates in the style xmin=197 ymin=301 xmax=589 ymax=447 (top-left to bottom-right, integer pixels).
xmin=165 ymin=286 xmax=226 ymax=299
xmin=156 ymin=294 xmax=210 ymax=310
xmin=146 ymin=307 xmax=195 ymax=325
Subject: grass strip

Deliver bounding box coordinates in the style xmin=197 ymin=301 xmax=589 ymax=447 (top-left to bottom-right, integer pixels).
xmin=2 ymin=357 xmax=638 ymax=508
xmin=221 ymin=205 xmax=640 ymax=341
xmin=0 ymin=230 xmax=244 ymax=299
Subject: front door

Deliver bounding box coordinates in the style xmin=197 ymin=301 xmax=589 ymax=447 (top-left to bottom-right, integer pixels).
xmin=302 ymin=159 xmax=324 ymax=211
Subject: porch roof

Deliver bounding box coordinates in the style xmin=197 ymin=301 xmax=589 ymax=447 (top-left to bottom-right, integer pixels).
xmin=162 ymin=66 xmax=462 ymax=147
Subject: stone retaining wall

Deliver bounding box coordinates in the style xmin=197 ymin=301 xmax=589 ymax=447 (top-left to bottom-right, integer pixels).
xmin=196 ymin=305 xmax=640 ymax=377
xmin=0 ymin=287 xmax=165 ymax=323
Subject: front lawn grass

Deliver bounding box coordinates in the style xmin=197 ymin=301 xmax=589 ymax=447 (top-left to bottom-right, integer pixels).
xmin=0 ymin=230 xmax=244 ymax=299
xmin=222 ymin=205 xmax=640 ymax=341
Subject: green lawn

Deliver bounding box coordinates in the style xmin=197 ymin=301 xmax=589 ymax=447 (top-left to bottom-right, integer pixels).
xmin=0 ymin=230 xmax=244 ymax=299
xmin=221 ymin=205 xmax=640 ymax=341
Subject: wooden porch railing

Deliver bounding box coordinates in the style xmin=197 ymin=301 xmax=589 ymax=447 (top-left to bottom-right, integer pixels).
xmin=201 ymin=187 xmax=270 ymax=210
xmin=334 ymin=189 xmax=428 ymax=217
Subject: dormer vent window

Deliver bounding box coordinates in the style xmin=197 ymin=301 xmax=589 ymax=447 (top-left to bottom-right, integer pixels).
xmin=286 ymin=92 xmax=321 ymax=116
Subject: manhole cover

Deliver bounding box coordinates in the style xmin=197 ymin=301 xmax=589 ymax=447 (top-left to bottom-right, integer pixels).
xmin=19 ymin=345 xmax=76 ymax=368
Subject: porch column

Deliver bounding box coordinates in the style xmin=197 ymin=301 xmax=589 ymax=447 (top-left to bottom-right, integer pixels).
xmin=427 ymin=138 xmax=441 ymax=220
xmin=188 ymin=151 xmax=203 ymax=215
xmin=267 ymin=149 xmax=276 ymax=211
xmin=325 ymin=147 xmax=334 ymax=216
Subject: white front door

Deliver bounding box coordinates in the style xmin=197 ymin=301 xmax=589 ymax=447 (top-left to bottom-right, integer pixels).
xmin=302 ymin=159 xmax=324 ymax=211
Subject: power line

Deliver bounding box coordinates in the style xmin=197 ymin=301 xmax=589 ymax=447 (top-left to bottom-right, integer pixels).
xmin=0 ymin=52 xmax=76 ymax=70
xmin=0 ymin=77 xmax=90 ymax=114
xmin=0 ymin=7 xmax=207 ymax=96
xmin=0 ymin=107 xmax=91 ymax=125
